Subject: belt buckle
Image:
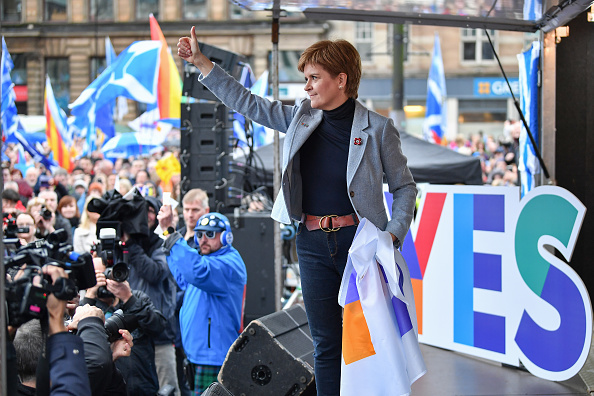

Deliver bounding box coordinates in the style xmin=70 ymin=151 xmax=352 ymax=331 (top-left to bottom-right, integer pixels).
xmin=319 ymin=214 xmax=339 ymax=232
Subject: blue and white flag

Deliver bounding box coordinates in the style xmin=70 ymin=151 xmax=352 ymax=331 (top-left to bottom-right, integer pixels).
xmin=233 ymin=66 xmax=273 ymax=149
xmin=1 ymin=36 xmax=20 ymax=139
xmin=517 ymin=41 xmax=540 ymax=197
xmin=422 ymin=33 xmax=447 ymax=144
xmin=13 ymin=131 xmax=59 ymax=172
xmin=69 ymin=40 xmax=162 ymax=154
xmin=94 ymin=37 xmax=118 ymax=148
xmin=339 ymin=218 xmax=426 ymax=396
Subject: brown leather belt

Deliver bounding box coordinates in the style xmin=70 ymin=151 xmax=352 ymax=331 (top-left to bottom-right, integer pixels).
xmin=303 ymin=213 xmax=359 ymax=232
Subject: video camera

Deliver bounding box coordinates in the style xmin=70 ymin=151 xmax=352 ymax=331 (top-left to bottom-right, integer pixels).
xmin=3 ymin=213 xmax=29 ymax=250
xmin=4 ymin=229 xmax=96 ymax=327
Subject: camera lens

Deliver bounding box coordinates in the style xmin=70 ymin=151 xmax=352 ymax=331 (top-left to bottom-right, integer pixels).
xmin=104 ymin=263 xmax=129 ymax=282
xmin=104 ymin=309 xmax=126 ymax=342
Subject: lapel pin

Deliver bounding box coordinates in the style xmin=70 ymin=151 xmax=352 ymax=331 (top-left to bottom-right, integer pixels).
xmin=354 ymin=137 xmax=362 ymax=145
xmin=301 ymin=122 xmax=309 ymax=127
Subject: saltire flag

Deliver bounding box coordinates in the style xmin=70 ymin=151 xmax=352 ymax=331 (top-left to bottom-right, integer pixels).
xmin=69 ymin=40 xmax=162 ymax=155
xmin=339 ymin=218 xmax=426 ymax=396
xmin=232 ymin=67 xmax=273 ymax=149
xmin=149 ymin=14 xmax=182 ymax=123
xmin=105 ymin=37 xmax=130 ymax=122
xmin=45 ymin=75 xmax=74 ymax=172
xmin=94 ymin=37 xmax=119 ymax=150
xmin=422 ymin=33 xmax=447 ymax=145
xmin=13 ymin=131 xmax=59 ymax=172
xmin=233 ymin=65 xmax=256 ymax=146
xmin=517 ymin=41 xmax=540 ymax=197
xmin=523 ymin=0 xmax=542 ymax=21
xmin=1 ymin=36 xmax=20 ymax=140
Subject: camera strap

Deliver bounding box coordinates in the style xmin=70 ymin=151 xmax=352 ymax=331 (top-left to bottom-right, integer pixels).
xmin=35 ymin=311 xmax=51 ymax=396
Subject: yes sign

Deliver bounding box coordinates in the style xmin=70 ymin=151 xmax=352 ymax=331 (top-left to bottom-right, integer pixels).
xmin=385 ymin=185 xmax=591 ymax=381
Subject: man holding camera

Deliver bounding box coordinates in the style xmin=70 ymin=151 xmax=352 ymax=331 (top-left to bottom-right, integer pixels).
xmin=124 ymin=196 xmax=180 ymax=395
xmin=81 ymin=257 xmax=166 ymax=396
xmin=38 ymin=189 xmax=73 ymax=245
xmin=158 ymin=208 xmax=247 ymax=394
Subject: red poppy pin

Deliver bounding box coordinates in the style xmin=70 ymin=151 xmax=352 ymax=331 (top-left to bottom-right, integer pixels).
xmin=354 ymin=137 xmax=362 ymax=145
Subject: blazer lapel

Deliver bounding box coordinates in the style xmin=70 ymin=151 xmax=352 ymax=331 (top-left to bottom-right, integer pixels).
xmin=347 ymin=101 xmax=370 ymax=186
xmin=287 ymin=109 xmax=323 ymax=163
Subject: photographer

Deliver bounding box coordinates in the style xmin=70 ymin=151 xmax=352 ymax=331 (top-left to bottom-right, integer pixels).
xmin=15 ymin=213 xmax=36 ymax=245
xmin=25 ymin=197 xmax=55 ymax=240
xmin=11 ymin=265 xmax=92 ymax=395
xmin=81 ymin=256 xmax=166 ymax=396
xmin=124 ymin=196 xmax=179 ymax=395
xmin=38 ymin=189 xmax=73 ymax=245
xmin=66 ymin=304 xmax=131 ymax=396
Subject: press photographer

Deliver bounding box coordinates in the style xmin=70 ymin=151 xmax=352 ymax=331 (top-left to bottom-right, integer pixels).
xmin=87 ymin=189 xmax=178 ymax=395
xmin=80 ymin=255 xmax=166 ymax=396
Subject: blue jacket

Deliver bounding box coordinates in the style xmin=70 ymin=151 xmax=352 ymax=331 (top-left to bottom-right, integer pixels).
xmin=166 ymin=238 xmax=247 ymax=366
xmin=200 ymin=64 xmax=417 ymax=243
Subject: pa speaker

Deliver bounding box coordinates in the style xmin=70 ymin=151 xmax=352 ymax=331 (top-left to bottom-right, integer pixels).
xmin=229 ymin=213 xmax=276 ymax=324
xmin=219 ymin=305 xmax=316 ymax=396
xmin=183 ymin=43 xmax=248 ymax=101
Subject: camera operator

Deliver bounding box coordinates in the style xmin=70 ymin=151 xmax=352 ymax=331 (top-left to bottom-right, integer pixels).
xmin=123 ymin=196 xmax=179 ymax=395
xmin=38 ymin=189 xmax=73 ymax=245
xmin=81 ymin=257 xmax=166 ymax=396
xmin=10 ymin=265 xmax=92 ymax=395
xmin=15 ymin=213 xmax=36 ymax=245
xmin=66 ymin=304 xmax=131 ymax=396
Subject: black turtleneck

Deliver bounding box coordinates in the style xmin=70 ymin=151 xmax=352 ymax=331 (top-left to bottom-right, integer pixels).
xmin=300 ymin=98 xmax=356 ymax=216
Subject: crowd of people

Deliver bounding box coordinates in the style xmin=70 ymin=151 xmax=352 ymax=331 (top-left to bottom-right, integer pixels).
xmin=449 ymin=119 xmax=522 ymax=186
xmin=3 ymin=146 xmax=250 ymax=395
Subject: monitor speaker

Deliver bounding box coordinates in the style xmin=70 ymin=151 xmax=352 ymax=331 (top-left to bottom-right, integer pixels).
xmin=218 ymin=305 xmax=316 ymax=396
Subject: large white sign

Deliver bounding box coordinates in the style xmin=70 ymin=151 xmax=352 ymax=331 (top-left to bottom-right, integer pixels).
xmin=384 ymin=184 xmax=591 ymax=381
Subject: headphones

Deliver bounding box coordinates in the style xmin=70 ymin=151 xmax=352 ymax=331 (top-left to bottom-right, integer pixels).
xmin=194 ymin=212 xmax=234 ymax=248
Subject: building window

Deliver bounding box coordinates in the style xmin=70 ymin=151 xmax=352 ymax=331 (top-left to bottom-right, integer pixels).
xmin=137 ymin=0 xmax=158 ymax=20
xmin=90 ymin=57 xmax=107 ymax=81
xmin=1 ymin=0 xmax=21 ymax=22
xmin=11 ymin=54 xmax=27 ymax=85
xmin=268 ymin=50 xmax=302 ymax=83
xmin=46 ymin=58 xmax=70 ymax=114
xmin=183 ymin=0 xmax=207 ymax=19
xmin=461 ymin=29 xmax=496 ymax=63
xmin=45 ymin=0 xmax=67 ymax=21
xmin=229 ymin=3 xmax=251 ymax=19
xmin=355 ymin=22 xmax=374 ymax=63
xmin=90 ymin=0 xmax=114 ymax=21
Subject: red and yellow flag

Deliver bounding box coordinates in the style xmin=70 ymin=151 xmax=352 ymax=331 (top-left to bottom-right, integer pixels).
xmin=44 ymin=76 xmax=73 ymax=172
xmin=149 ymin=14 xmax=182 ymax=120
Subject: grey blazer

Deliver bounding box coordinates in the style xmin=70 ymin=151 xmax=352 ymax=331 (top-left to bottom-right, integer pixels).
xmin=200 ymin=64 xmax=417 ymax=243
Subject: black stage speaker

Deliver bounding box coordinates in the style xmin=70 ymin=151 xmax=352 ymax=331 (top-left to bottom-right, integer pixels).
xmin=219 ymin=305 xmax=316 ymax=396
xmin=229 ymin=213 xmax=277 ymax=324
xmin=179 ymin=101 xmax=242 ymax=212
xmin=183 ymin=42 xmax=248 ymax=101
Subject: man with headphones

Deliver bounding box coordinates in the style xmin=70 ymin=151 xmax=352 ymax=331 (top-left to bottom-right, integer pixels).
xmin=158 ymin=208 xmax=247 ymax=395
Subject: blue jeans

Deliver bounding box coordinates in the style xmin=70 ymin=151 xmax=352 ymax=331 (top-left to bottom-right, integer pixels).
xmin=296 ymin=224 xmax=357 ymax=396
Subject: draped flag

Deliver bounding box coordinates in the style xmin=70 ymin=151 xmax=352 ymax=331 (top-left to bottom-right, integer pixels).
xmin=233 ymin=65 xmax=256 ymax=146
xmin=517 ymin=41 xmax=541 ymax=197
xmin=45 ymin=75 xmax=73 ymax=172
xmin=150 ymin=14 xmax=182 ymax=122
xmin=69 ymin=40 xmax=162 ymax=151
xmin=423 ymin=33 xmax=447 ymax=145
xmin=339 ymin=218 xmax=426 ymax=396
xmin=1 ymin=36 xmax=20 ymax=139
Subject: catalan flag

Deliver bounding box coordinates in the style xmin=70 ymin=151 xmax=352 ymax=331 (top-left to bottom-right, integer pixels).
xmin=149 ymin=14 xmax=182 ymax=121
xmin=45 ymin=75 xmax=73 ymax=172
xmin=339 ymin=218 xmax=426 ymax=396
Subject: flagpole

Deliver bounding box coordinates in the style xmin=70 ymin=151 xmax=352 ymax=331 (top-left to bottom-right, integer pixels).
xmin=271 ymin=0 xmax=282 ymax=313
